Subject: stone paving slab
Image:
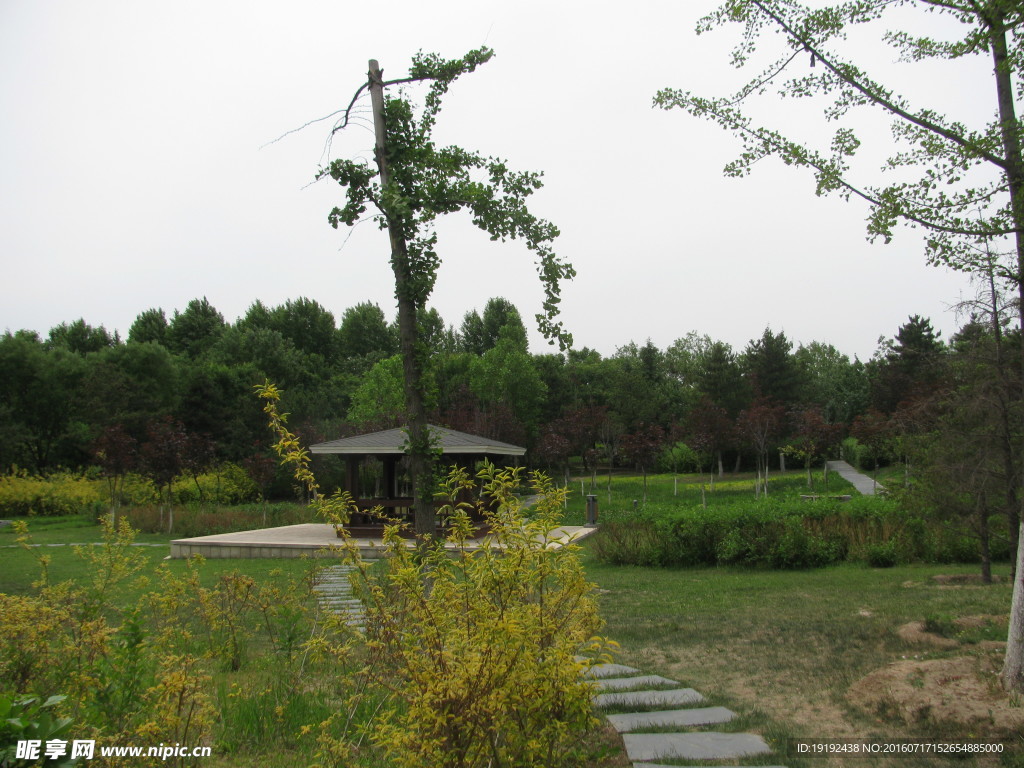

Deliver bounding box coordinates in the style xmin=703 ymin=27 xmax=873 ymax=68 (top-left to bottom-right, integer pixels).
xmin=592 ymin=675 xmax=680 ymax=691
xmin=622 ymin=732 xmax=771 ymax=762
xmin=605 ymin=706 xmax=735 ymax=733
xmin=593 ymin=688 xmax=704 ymax=710
xmin=582 ymin=662 xmax=641 ymax=679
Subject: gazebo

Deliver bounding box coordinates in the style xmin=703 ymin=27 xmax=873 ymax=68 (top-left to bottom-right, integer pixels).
xmin=310 ymin=425 xmax=526 ymax=520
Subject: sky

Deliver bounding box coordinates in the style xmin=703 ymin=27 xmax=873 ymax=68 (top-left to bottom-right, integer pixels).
xmin=0 ymin=0 xmax=1000 ymax=362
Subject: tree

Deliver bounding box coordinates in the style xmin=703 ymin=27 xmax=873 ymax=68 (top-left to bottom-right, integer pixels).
xmin=742 ymin=327 xmax=801 ymax=407
xmin=870 ymin=315 xmax=947 ymax=413
xmin=737 ymin=399 xmax=786 ymax=497
xmin=784 ymin=407 xmax=844 ymax=491
xmin=347 ymin=355 xmax=407 ymax=429
xmin=795 ymin=341 xmax=869 ymax=424
xmin=46 ymin=319 xmax=118 ymax=354
xmin=92 ymin=424 xmax=138 ymax=524
xmin=166 ymin=298 xmax=225 ymax=359
xmin=620 ymin=423 xmax=666 ymax=503
xmin=140 ymin=417 xmax=188 ymax=534
xmin=469 ymin=335 xmax=547 ymax=444
xmin=656 ymin=0 xmax=1024 ymax=693
xmin=336 ymin=301 xmax=398 ymax=372
xmin=128 ymin=308 xmax=169 ymax=346
xmin=321 ymin=49 xmax=574 ymax=536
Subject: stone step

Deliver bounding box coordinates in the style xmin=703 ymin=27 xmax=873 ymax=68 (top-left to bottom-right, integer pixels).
xmin=582 ymin=662 xmax=641 ymax=679
xmin=622 ymin=732 xmax=771 ymax=762
xmin=606 ymin=706 xmax=735 ymax=733
xmin=594 ymin=688 xmax=704 ymax=710
xmin=592 ymin=675 xmax=680 ymax=692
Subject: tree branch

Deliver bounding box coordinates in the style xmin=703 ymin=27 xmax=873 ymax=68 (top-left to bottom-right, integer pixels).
xmin=749 ymin=0 xmax=1009 ymax=170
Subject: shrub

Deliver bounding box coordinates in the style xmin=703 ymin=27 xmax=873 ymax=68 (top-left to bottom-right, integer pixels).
xmin=172 ymin=463 xmax=259 ymax=506
xmin=865 ymin=539 xmax=900 ymax=568
xmin=0 ymin=472 xmax=104 ymax=517
xmin=350 ymin=465 xmax=609 ymax=768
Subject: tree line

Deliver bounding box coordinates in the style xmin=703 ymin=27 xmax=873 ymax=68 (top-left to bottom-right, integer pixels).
xmin=0 ymin=294 xmax=984 ymax=498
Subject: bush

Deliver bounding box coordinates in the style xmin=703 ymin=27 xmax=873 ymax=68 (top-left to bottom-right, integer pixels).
xmin=172 ymin=463 xmax=259 ymax=506
xmin=0 ymin=471 xmax=104 ymax=517
xmin=592 ymin=494 xmax=991 ymax=570
xmin=355 ymin=465 xmax=608 ymax=768
xmin=865 ymin=539 xmax=900 ymax=568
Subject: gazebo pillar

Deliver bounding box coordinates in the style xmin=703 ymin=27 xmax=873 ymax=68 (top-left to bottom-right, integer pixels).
xmin=383 ymin=456 xmax=397 ymax=500
xmin=345 ymin=456 xmax=360 ymax=498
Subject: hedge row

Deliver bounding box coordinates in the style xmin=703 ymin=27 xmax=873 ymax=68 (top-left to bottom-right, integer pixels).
xmin=590 ymin=499 xmax=1009 ymax=569
xmin=0 ymin=465 xmax=261 ymax=517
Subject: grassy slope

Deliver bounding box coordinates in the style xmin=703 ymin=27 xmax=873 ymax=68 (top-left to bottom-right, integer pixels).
xmin=582 ymin=545 xmax=1016 ymax=765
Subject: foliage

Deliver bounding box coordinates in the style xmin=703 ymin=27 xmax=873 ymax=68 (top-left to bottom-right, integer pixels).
xmin=0 ymin=471 xmax=105 ymax=518
xmin=322 ymin=47 xmax=573 ymax=534
xmin=354 ymin=464 xmax=608 ymax=768
xmin=587 ymin=473 xmax=1007 ymax=569
xmin=2 ymin=514 xmax=369 ymax=766
xmin=0 ymin=694 xmax=76 ymax=768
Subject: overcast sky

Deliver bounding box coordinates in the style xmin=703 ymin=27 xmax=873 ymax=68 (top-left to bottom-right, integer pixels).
xmin=0 ymin=0 xmax=996 ymax=362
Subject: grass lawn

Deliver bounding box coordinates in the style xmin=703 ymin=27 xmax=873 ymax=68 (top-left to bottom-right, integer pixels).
xmin=4 ymin=482 xmax=1021 ymax=767
xmin=582 ymin=539 xmax=1021 ymax=766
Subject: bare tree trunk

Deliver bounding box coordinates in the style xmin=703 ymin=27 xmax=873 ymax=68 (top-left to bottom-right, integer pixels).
xmin=1003 ymin=523 xmax=1024 ymax=691
xmin=370 ymin=59 xmax=436 ymax=537
xmin=979 ymin=500 xmax=992 ymax=585
xmin=991 ymin=16 xmax=1024 ymax=692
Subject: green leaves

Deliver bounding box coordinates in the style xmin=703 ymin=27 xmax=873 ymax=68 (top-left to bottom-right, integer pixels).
xmin=322 ymin=49 xmax=573 ymax=349
xmin=658 ymin=0 xmax=1024 ymax=262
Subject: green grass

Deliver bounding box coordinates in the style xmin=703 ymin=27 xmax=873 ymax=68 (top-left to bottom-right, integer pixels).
xmin=582 ymin=541 xmax=1020 ymax=766
xmin=559 ymin=468 xmax=856 ymax=524
xmin=4 ymin=497 xmax=1021 ymax=768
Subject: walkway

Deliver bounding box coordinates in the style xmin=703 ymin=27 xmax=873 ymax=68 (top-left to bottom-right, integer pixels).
xmin=312 ymin=563 xmax=369 ymax=630
xmin=586 ymin=660 xmax=786 ymax=766
xmin=825 ymin=460 xmax=885 ymax=496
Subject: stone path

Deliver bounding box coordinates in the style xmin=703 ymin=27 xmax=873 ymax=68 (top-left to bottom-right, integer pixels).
xmin=825 ymin=459 xmax=885 ymax=496
xmin=1 ymin=541 xmax=167 ymax=548
xmin=312 ymin=563 xmax=370 ymax=630
xmin=586 ymin=660 xmax=786 ymax=767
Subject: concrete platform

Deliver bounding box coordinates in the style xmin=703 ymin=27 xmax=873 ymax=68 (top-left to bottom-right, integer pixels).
xmin=170 ymin=523 xmax=596 ymax=559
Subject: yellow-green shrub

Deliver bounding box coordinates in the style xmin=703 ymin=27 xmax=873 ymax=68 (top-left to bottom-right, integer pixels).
xmin=350 ymin=465 xmax=608 ymax=768
xmin=171 ymin=463 xmax=258 ymax=506
xmin=0 ymin=472 xmax=104 ymax=517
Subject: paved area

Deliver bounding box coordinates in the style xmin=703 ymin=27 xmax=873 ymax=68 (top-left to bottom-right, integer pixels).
xmin=169 ymin=522 xmax=597 ymax=559
xmin=826 ymin=459 xmax=885 ymax=496
xmin=312 ymin=563 xmax=368 ymax=630
xmin=588 ymin=660 xmax=783 ymax=766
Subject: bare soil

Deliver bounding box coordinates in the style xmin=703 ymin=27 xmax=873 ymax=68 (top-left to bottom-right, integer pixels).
xmin=847 ymin=653 xmax=1024 ymax=735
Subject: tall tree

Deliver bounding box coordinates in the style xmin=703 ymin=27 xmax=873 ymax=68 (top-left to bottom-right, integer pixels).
xmin=321 ymin=49 xmax=573 ymax=536
xmin=337 ymin=301 xmax=398 ymax=364
xmin=166 ymin=297 xmax=225 ymax=359
xmin=46 ymin=319 xmax=118 ymax=354
xmin=656 ymin=0 xmax=1024 ymax=691
xmin=128 ymin=308 xmax=169 ymax=346
xmin=743 ymin=327 xmax=801 ymax=407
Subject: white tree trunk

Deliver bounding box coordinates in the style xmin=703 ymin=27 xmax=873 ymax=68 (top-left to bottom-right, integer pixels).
xmin=1002 ymin=521 xmax=1024 ymax=692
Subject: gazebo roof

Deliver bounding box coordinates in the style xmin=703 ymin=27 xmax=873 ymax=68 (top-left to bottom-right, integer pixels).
xmin=310 ymin=425 xmax=526 ymax=457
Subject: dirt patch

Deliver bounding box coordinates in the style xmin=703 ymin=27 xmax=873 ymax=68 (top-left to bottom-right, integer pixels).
xmin=847 ymin=655 xmax=1023 ymax=734
xmin=931 ymin=573 xmax=1004 ymax=585
xmin=896 ymin=621 xmax=959 ymax=649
